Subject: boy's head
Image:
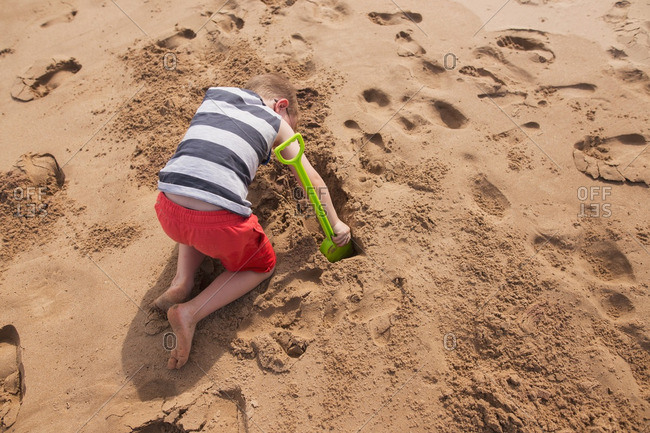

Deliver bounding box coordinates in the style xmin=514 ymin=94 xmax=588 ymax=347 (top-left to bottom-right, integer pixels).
xmin=246 ymin=73 xmax=299 ymax=129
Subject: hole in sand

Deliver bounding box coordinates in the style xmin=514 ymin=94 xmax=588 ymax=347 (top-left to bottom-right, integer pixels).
xmin=362 ymin=88 xmax=391 ymax=107
xmin=422 ymin=60 xmax=445 ymax=75
xmin=615 ymin=133 xmax=646 ymax=145
xmin=132 ymin=421 xmax=184 ymax=433
xmin=432 ymin=100 xmax=468 ymax=129
xmin=344 ymin=119 xmax=360 ymax=129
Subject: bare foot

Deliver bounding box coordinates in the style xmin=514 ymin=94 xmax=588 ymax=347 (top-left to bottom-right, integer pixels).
xmin=153 ymin=283 xmax=192 ymax=312
xmin=166 ymin=304 xmax=196 ymax=369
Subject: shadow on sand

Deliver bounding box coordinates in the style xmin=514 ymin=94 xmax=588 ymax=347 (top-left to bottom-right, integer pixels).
xmin=120 ymin=245 xmax=273 ymax=401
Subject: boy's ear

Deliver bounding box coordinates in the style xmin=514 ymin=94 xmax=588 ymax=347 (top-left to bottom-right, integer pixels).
xmin=274 ymin=98 xmax=289 ymax=112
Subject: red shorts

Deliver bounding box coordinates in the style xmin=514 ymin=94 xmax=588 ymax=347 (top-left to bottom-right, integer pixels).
xmin=154 ymin=192 xmax=276 ymax=273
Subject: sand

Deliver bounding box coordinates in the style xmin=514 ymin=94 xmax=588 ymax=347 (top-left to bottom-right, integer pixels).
xmin=1 ymin=0 xmax=649 ymax=432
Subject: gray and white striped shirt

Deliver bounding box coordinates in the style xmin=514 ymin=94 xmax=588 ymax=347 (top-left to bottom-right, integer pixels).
xmin=158 ymin=87 xmax=282 ymax=216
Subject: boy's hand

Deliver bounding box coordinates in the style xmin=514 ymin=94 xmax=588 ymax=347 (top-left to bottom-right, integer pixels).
xmin=331 ymin=220 xmax=351 ymax=246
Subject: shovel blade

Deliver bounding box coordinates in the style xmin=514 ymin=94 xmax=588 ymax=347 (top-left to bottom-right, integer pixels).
xmin=320 ymin=237 xmax=354 ymax=263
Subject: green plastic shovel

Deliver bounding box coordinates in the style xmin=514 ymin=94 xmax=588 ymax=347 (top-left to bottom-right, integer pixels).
xmin=275 ymin=133 xmax=354 ymax=263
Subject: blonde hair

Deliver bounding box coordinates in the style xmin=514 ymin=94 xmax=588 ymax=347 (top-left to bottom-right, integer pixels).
xmin=245 ymin=73 xmax=299 ymax=125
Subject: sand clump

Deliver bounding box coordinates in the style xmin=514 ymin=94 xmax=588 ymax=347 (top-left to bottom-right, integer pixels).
xmin=0 ymin=153 xmax=65 ymax=268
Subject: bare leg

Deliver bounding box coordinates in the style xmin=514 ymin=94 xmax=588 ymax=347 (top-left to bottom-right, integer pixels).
xmin=153 ymin=244 xmax=205 ymax=312
xmin=166 ymin=267 xmax=274 ymax=369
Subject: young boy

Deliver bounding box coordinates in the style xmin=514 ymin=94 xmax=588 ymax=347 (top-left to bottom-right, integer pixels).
xmin=153 ymin=73 xmax=351 ymax=369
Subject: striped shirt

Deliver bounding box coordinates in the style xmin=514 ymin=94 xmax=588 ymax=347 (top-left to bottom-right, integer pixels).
xmin=158 ymin=87 xmax=282 ymax=216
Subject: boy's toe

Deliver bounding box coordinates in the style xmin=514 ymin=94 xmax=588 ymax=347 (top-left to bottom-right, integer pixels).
xmin=175 ymin=351 xmax=189 ymax=369
xmin=167 ymin=352 xmax=179 ymax=369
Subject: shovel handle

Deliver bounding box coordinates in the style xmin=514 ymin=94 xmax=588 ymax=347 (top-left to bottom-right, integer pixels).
xmin=274 ymin=133 xmax=335 ymax=239
xmin=274 ymin=133 xmax=305 ymax=165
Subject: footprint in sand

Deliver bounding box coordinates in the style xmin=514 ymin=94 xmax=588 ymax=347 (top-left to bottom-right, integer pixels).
xmin=514 ymin=0 xmax=546 ymax=5
xmin=348 ymin=292 xmax=399 ymax=344
xmin=276 ymin=34 xmax=315 ymax=77
xmin=581 ymin=240 xmax=635 ymax=282
xmin=407 ymin=58 xmax=449 ymax=93
xmin=343 ymin=119 xmax=361 ymax=130
xmin=617 ymin=67 xmax=649 ymax=84
xmin=259 ymin=0 xmax=290 ymax=5
xmin=396 ymin=112 xmax=430 ymax=133
xmin=367 ymin=11 xmax=422 ymax=26
xmin=360 ymin=131 xmax=388 ymax=151
xmin=368 ymin=313 xmax=392 ymax=346
xmin=347 ymin=279 xmax=400 ymax=329
xmin=536 ymin=83 xmax=597 ymax=100
xmin=210 ymin=12 xmax=245 ymax=33
xmin=619 ymin=322 xmax=650 ymax=354
xmin=615 ymin=67 xmax=650 ymax=95
xmin=392 ymin=92 xmax=467 ymax=130
xmin=599 ymin=289 xmax=635 ymax=319
xmin=358 ymin=132 xmax=392 ymax=174
xmin=11 ymin=57 xmax=81 ymax=102
xmin=362 ymin=88 xmax=391 ymax=107
xmin=473 ymin=30 xmax=555 ymax=83
xmin=607 ymin=46 xmax=627 ymax=59
xmin=532 ymin=231 xmax=577 ymax=270
xmin=156 ymin=28 xmax=196 ymax=49
xmin=491 ymin=123 xmax=540 ymax=171
xmin=495 ymin=32 xmax=556 ymax=64
xmin=354 ymin=88 xmax=396 ymax=159
xmin=40 ymin=8 xmax=77 ymax=28
xmin=573 ymin=133 xmax=649 ymax=186
xmin=283 ymin=33 xmax=311 ymax=56
xmin=395 ymin=30 xmax=426 ymax=57
xmin=473 ymin=45 xmax=533 ymax=82
xmin=603 ymin=0 xmax=631 ymax=24
xmin=343 ymin=118 xmax=392 ymax=174
xmin=431 ymin=100 xmax=468 ymax=129
xmin=0 ymin=325 xmax=24 ymax=432
xmin=362 ymin=87 xmax=467 ymax=132
xmin=295 ymin=0 xmax=350 ymax=24
xmin=470 ymin=174 xmax=511 ymax=217
xmin=322 ymin=289 xmax=346 ymax=327
xmin=422 ymin=59 xmax=446 ymax=76
xmin=460 ymin=65 xmax=529 ymax=104
xmin=460 ymin=65 xmax=506 ymax=89
xmin=394 ymin=157 xmax=449 ymax=196
xmin=534 ymin=227 xmax=636 ymax=283
xmin=144 ymin=309 xmax=169 ymax=336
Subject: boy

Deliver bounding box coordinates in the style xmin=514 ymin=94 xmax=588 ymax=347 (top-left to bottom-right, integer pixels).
xmin=153 ymin=73 xmax=351 ymax=369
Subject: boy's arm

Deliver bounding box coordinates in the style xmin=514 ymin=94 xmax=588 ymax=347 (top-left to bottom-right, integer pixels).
xmin=274 ymin=120 xmax=351 ymax=247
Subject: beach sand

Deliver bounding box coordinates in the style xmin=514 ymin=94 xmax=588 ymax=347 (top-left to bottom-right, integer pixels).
xmin=0 ymin=0 xmax=649 ymax=431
